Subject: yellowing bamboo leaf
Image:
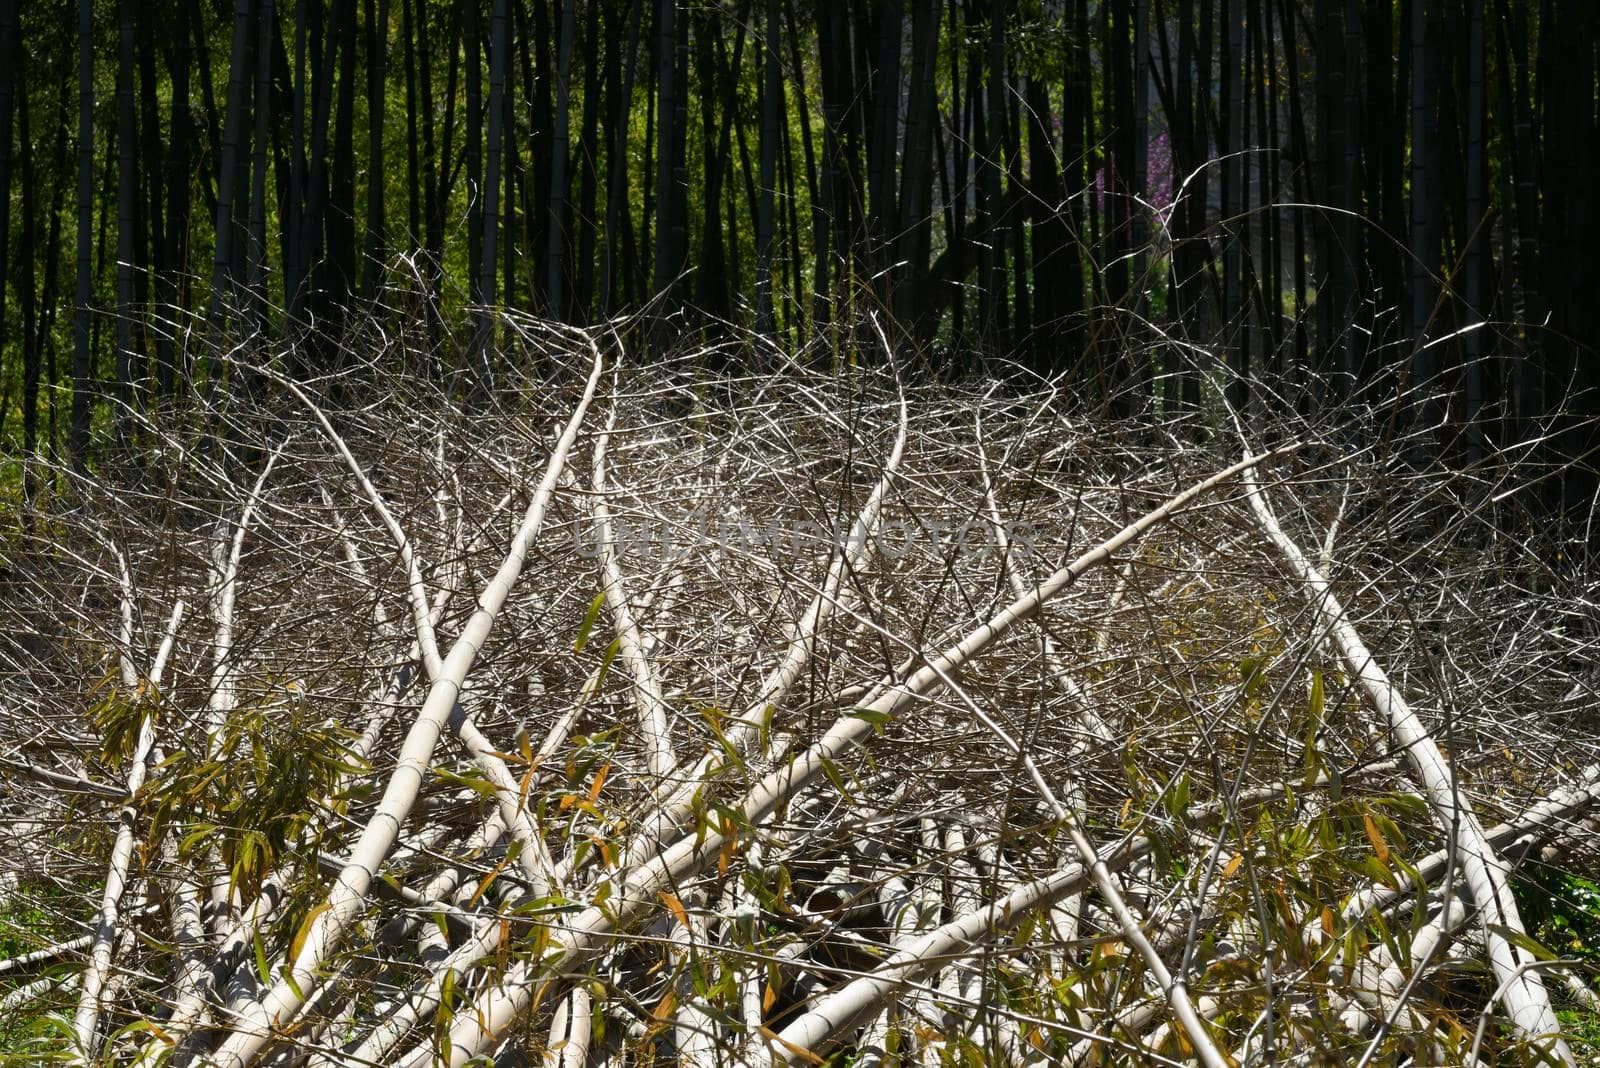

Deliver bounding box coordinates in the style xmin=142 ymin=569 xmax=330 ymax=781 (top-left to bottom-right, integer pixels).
xmin=659 ymin=891 xmax=691 ymax=930
xmin=290 ymin=902 xmax=332 ymax=965
xmin=587 ymin=762 xmax=611 ymax=803
xmin=717 ymin=819 xmax=737 ymax=878
xmin=757 ymin=1024 xmax=826 ymax=1065
xmin=648 ymin=988 xmax=678 ymax=1035
xmin=1362 ymin=812 xmax=1390 ymax=864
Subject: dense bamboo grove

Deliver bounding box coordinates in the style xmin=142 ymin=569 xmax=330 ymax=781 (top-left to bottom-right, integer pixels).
xmin=0 ymin=0 xmax=1595 ymax=512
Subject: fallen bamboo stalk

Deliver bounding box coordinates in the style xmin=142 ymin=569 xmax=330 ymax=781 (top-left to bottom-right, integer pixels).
xmin=564 ymin=393 xmax=907 ymax=884
xmin=0 ymin=934 xmax=93 ymax=976
xmin=204 ymin=445 xmax=282 ymax=754
xmin=771 ymin=773 xmax=1339 ymax=1064
xmin=589 ymin=400 xmax=678 ymax=780
xmin=1240 ymin=458 xmax=1572 ymax=1064
xmin=412 ymin=447 xmax=1296 ymax=1067
xmin=202 ymin=335 xmax=604 ymax=1068
xmin=73 ymin=597 xmax=186 ymax=1060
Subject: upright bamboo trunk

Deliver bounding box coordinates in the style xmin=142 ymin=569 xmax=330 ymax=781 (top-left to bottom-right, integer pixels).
xmin=328 ymin=0 xmax=358 ymax=322
xmin=286 ymin=0 xmax=307 ymax=324
xmin=135 ymin=1 xmax=162 ymax=384
xmin=543 ymin=0 xmax=575 ymax=316
xmin=364 ymin=0 xmax=389 ymax=292
xmin=1062 ymin=0 xmax=1088 ymax=373
xmin=248 ymin=0 xmax=274 ymax=326
xmin=755 ymin=0 xmax=778 ymax=337
xmin=573 ymin=1 xmax=601 ymax=319
xmin=692 ymin=7 xmax=730 ymax=323
xmin=1340 ymin=0 xmax=1360 ymax=381
xmin=1132 ymin=0 xmax=1150 ymax=406
xmin=1536 ymin=1 xmax=1597 ymax=513
xmin=72 ymin=0 xmax=94 ymax=467
xmin=464 ymin=0 xmax=482 ymax=303
xmin=0 ymin=0 xmax=15 ymax=443
xmin=600 ymin=0 xmax=641 ymax=316
xmin=893 ymin=0 xmax=940 ymax=335
xmin=866 ymin=0 xmax=902 ymax=310
xmin=652 ymin=0 xmax=685 ymax=302
xmin=160 ymin=0 xmax=193 ymax=395
xmin=1222 ymin=0 xmax=1246 ymax=413
xmin=1171 ymin=0 xmax=1204 ymax=411
xmin=1277 ymin=0 xmax=1308 ymax=403
xmin=208 ymin=0 xmax=256 ymax=339
xmin=116 ymin=1 xmax=137 ymax=434
xmin=979 ymin=0 xmax=1006 ymax=348
xmin=19 ymin=88 xmax=42 ymax=468
xmin=482 ymin=0 xmax=511 ymax=308
xmin=1463 ymin=0 xmax=1485 ymax=466
xmin=1408 ymin=0 xmax=1428 ymax=347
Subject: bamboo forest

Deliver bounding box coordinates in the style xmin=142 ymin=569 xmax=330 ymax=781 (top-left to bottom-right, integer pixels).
xmin=0 ymin=1 xmax=1597 ymax=1065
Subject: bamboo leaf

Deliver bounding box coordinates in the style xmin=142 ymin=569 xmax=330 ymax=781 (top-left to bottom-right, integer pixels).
xmin=290 ymin=903 xmax=331 ymax=965
xmin=659 ymin=891 xmax=691 ymax=930
xmin=1486 ymin=924 xmax=1558 ymax=962
xmin=574 ymin=591 xmax=606 ymax=654
xmin=1361 ymin=812 xmax=1390 ymax=864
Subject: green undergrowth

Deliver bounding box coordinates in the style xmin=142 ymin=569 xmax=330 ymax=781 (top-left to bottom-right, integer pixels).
xmin=0 ymin=880 xmax=76 ymax=1052
xmin=0 ymin=880 xmax=73 ymax=961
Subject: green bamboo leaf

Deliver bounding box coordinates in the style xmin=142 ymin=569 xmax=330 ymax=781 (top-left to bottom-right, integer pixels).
xmin=574 ymin=591 xmax=606 ymax=654
xmin=1487 ymin=924 xmax=1558 ymax=961
xmin=252 ymin=930 xmax=271 ymax=987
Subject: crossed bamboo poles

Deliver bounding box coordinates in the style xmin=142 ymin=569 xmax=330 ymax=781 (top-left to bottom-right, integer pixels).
xmin=14 ymin=322 xmax=1589 ymax=1067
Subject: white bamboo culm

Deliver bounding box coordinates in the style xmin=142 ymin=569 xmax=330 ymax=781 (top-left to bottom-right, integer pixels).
xmin=146 ymin=448 xmax=283 ymax=1058
xmin=729 ymin=391 xmax=908 ymax=754
xmin=309 ymin=707 xmax=571 ymax=1063
xmin=1344 ymin=763 xmax=1600 ymax=923
xmin=780 ymin=770 xmax=1346 ymax=1067
xmin=669 ymin=890 xmax=721 ymax=1068
xmin=590 ymin=400 xmax=678 ymax=779
xmin=543 ymin=983 xmax=592 ymax=1068
xmin=1332 ymin=766 xmax=1600 ymax=1041
xmin=148 ymin=566 xmax=469 ymax=1063
xmin=593 ymin=394 xmax=908 ymax=880
xmin=1240 ymin=460 xmax=1573 ymax=1065
xmin=975 ymin=410 xmax=1098 ymax=976
xmin=413 ymin=448 xmax=1292 ymax=1067
xmin=280 ymin=377 xmax=445 ymax=679
xmin=204 ymin=445 xmax=282 ymax=754
xmin=203 ymin=336 xmax=604 ymax=1068
xmin=588 ymin=403 xmax=742 ymax=1057
xmin=974 ymin=405 xmax=1110 ymax=746
xmin=111 ymin=545 xmax=138 ymax=691
xmin=73 ymin=597 xmax=186 ymax=1060
xmin=0 ymin=974 xmax=70 ymax=1017
xmin=0 ymin=935 xmax=92 ymax=976
xmin=774 ymin=820 xmax=1161 ymax=1063
xmin=901 ymin=627 xmax=1231 ymax=1067
xmin=306 ymin=388 xmax=562 ymax=905
xmin=337 ymin=679 xmax=602 ymax=1067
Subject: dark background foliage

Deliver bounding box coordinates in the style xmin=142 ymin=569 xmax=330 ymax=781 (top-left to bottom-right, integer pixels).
xmin=0 ymin=0 xmax=1594 ymax=515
